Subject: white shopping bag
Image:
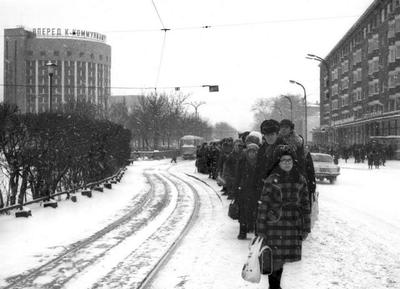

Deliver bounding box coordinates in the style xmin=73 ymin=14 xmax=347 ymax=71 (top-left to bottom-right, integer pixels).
xmin=241 ymin=236 xmax=268 ymax=283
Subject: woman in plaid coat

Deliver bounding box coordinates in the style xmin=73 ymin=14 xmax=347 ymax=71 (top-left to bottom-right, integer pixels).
xmin=256 ymin=145 xmax=311 ymax=289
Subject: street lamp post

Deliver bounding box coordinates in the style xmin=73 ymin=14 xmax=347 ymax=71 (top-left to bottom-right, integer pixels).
xmin=306 ymin=53 xmax=332 ymax=145
xmin=289 ymin=80 xmax=307 ymax=144
xmin=45 ymin=61 xmax=57 ymax=113
xmin=281 ymin=95 xmax=293 ymax=121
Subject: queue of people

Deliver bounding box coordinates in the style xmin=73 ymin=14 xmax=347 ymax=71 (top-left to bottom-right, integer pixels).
xmin=195 ymin=119 xmax=317 ymax=289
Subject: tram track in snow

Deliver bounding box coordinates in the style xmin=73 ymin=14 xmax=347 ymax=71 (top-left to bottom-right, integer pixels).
xmin=89 ymin=171 xmax=201 ymax=289
xmin=3 ymin=171 xmax=170 ymax=289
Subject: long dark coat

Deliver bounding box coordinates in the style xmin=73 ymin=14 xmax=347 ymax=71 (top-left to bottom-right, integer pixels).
xmin=222 ymin=151 xmax=242 ymax=194
xmin=236 ymin=154 xmax=258 ymax=227
xmin=255 ymin=142 xmax=282 ymax=200
xmin=256 ymin=166 xmax=311 ymax=270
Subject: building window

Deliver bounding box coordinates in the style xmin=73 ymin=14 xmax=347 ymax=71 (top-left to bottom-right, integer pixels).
xmin=389 ymin=20 xmax=395 ymax=38
xmin=389 ymin=45 xmax=396 ymax=62
xmin=395 ymin=41 xmax=400 ymax=59
xmin=341 ymin=60 xmax=349 ymax=73
xmin=80 ymin=52 xmax=85 ymax=57
xmin=332 ymin=99 xmax=339 ymax=110
xmin=368 ymin=34 xmax=379 ymax=53
xmin=40 ymin=51 xmax=46 ymax=56
xmin=54 ymin=51 xmax=59 ymax=57
xmin=388 ymin=71 xmax=396 ymax=88
xmin=332 ymin=84 xmax=338 ymax=96
xmin=341 ymin=77 xmax=349 ymax=89
xmin=395 ymin=15 xmax=400 ymax=33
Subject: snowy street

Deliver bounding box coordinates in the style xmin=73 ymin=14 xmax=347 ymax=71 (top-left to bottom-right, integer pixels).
xmin=0 ymin=159 xmax=400 ymax=289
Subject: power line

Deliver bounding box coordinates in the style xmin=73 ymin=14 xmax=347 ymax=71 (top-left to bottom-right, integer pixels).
xmin=151 ymin=0 xmax=167 ymax=30
xmin=0 ymin=15 xmax=359 ymax=37
xmin=0 ymin=83 xmax=212 ymax=91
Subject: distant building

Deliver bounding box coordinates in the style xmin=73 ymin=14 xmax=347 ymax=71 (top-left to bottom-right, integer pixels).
xmin=109 ymin=95 xmax=143 ymax=113
xmin=316 ymin=0 xmax=400 ymax=158
xmin=3 ymin=26 xmax=111 ymax=113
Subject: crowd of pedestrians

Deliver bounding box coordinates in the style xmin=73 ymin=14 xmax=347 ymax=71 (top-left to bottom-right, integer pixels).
xmin=195 ymin=119 xmax=317 ymax=289
xmin=309 ymin=141 xmax=392 ymax=168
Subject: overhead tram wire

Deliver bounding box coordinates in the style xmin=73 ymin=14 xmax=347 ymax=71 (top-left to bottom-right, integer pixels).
xmin=0 ymin=14 xmax=360 ymax=38
xmin=151 ymin=0 xmax=169 ymax=92
xmin=0 ymin=83 xmax=215 ymax=91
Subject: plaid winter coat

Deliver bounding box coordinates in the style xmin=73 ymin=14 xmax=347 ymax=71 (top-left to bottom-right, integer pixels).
xmin=256 ymin=166 xmax=311 ymax=270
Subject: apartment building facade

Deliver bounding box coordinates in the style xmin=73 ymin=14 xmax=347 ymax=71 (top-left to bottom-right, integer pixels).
xmin=317 ymin=0 xmax=400 ymax=155
xmin=3 ymin=27 xmax=111 ymax=113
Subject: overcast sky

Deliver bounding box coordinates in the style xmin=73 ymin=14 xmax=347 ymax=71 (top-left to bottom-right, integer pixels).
xmin=0 ymin=0 xmax=373 ymax=131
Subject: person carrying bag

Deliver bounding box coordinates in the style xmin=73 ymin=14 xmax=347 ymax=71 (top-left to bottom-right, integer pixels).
xmin=256 ymin=145 xmax=311 ymax=289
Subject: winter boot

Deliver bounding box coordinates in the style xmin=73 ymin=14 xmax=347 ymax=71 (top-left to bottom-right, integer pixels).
xmin=268 ymin=268 xmax=283 ymax=289
xmin=237 ymin=224 xmax=247 ymax=240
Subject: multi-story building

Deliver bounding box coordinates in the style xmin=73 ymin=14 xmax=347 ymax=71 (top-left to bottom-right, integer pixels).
xmin=317 ymin=0 xmax=400 ymax=157
xmin=3 ymin=26 xmax=111 ymax=113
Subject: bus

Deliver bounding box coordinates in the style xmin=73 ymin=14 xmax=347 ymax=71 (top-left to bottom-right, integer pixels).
xmin=179 ymin=135 xmax=204 ymax=159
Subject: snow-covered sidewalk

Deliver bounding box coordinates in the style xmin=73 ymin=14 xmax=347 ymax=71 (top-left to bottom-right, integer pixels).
xmin=149 ymin=159 xmax=400 ymax=289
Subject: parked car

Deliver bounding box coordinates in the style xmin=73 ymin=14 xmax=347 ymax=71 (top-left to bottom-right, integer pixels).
xmin=311 ymin=153 xmax=340 ymax=183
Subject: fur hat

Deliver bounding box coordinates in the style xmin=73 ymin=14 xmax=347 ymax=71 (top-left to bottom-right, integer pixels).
xmin=245 ymin=133 xmax=261 ymax=145
xmin=273 ymin=144 xmax=296 ymax=162
xmin=246 ymin=143 xmax=259 ymax=152
xmin=280 ymin=119 xmax=294 ymax=130
xmin=260 ymin=119 xmax=280 ymax=134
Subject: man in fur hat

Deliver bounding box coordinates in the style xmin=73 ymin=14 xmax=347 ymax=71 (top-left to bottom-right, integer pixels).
xmin=255 ymin=119 xmax=283 ymax=200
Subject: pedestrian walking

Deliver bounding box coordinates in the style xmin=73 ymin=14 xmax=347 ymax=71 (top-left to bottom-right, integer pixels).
xmin=256 ymin=145 xmax=311 ymax=289
xmin=236 ymin=143 xmax=259 ymax=240
xmin=367 ymin=151 xmax=374 ymax=169
xmin=222 ymin=139 xmax=244 ymax=200
xmin=170 ymin=150 xmax=178 ymax=163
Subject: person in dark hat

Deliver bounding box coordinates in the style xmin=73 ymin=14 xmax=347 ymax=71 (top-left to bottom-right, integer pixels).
xmin=278 ymin=119 xmax=306 ymax=173
xmin=256 ymin=144 xmax=311 ymax=289
xmin=236 ymin=143 xmax=259 ymax=239
xmin=222 ymin=139 xmax=244 ymax=199
xmin=255 ymin=119 xmax=284 ymax=201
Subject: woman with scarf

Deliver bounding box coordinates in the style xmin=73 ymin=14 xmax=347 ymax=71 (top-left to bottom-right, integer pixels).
xmin=256 ymin=145 xmax=311 ymax=289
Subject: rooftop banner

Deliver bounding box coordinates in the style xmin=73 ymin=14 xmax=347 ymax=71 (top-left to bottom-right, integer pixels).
xmin=32 ymin=28 xmax=106 ymax=43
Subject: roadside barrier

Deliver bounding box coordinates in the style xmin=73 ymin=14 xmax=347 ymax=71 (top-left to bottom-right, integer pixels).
xmin=0 ymin=166 xmax=127 ymax=217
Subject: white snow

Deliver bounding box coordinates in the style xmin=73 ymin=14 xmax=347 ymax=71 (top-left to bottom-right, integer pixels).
xmin=149 ymin=158 xmax=400 ymax=289
xmin=0 ymin=158 xmax=399 ymax=289
xmin=0 ymin=163 xmax=149 ymax=286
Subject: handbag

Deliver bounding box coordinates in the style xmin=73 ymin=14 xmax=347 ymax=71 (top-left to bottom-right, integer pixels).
xmin=259 ymin=243 xmax=273 ymax=275
xmin=228 ymin=199 xmax=239 ymax=220
xmin=310 ymin=191 xmax=319 ymax=229
xmin=241 ymin=236 xmax=269 ymax=283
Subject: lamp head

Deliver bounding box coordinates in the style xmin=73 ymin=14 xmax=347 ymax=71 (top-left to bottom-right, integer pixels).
xmin=45 ymin=61 xmax=57 ymax=75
